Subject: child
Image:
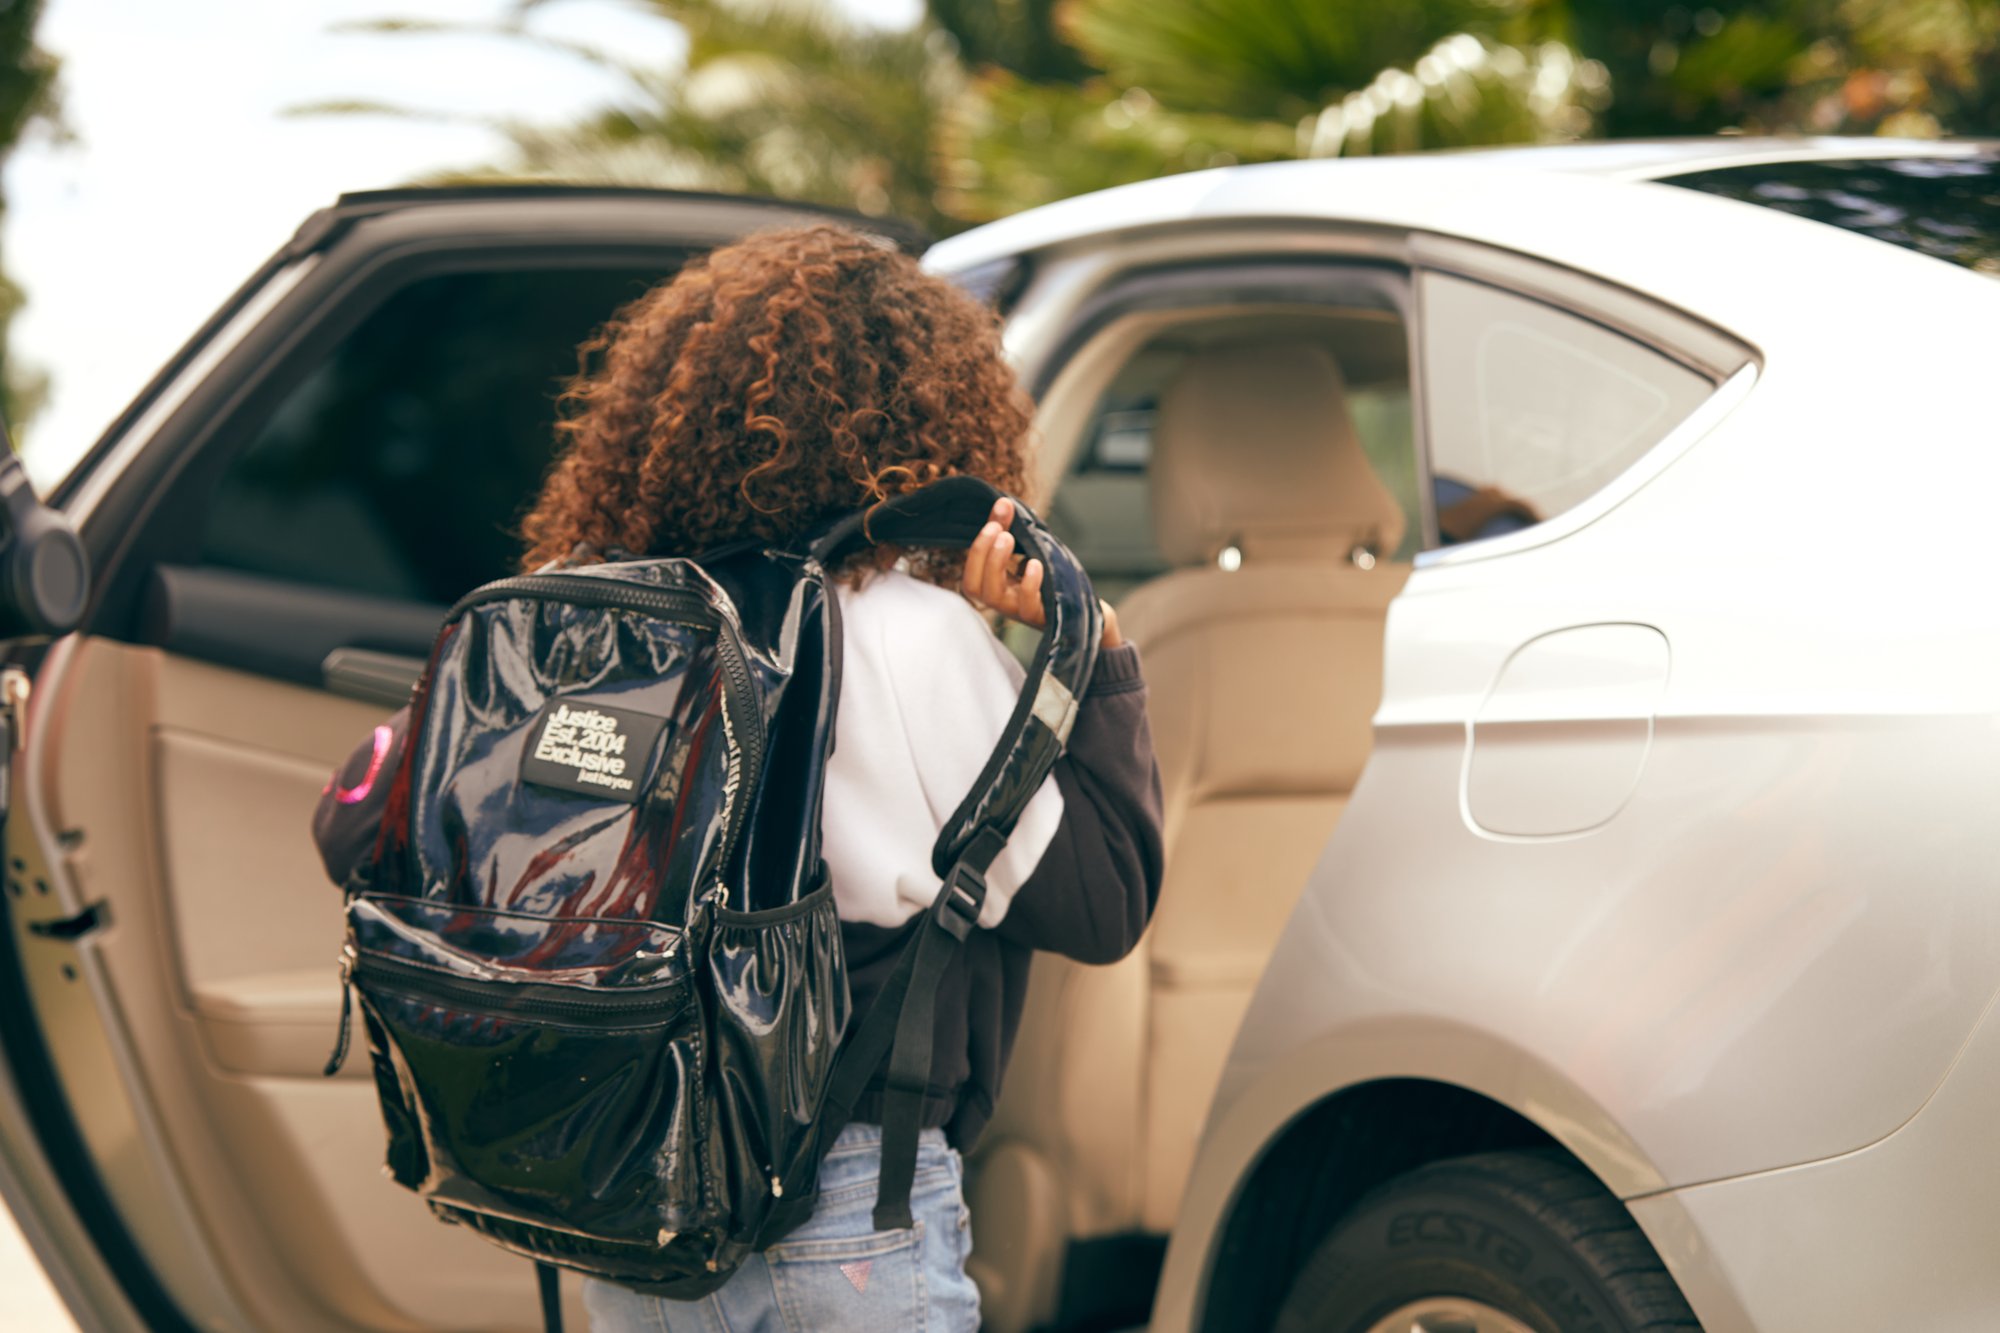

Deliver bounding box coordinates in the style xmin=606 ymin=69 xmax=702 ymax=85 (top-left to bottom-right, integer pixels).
xmin=314 ymin=223 xmax=1163 ymax=1332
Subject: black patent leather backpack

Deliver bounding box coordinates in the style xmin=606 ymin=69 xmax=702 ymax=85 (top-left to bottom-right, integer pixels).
xmin=321 ymin=477 xmax=1099 ymax=1321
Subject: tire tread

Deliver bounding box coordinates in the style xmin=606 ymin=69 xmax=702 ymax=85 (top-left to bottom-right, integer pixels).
xmin=1275 ymin=1147 xmax=1703 ymax=1333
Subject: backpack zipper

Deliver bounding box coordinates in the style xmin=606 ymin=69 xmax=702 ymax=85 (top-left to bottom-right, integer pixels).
xmin=324 ymin=942 xmax=358 ymax=1076
xmin=445 ymin=572 xmax=717 ymax=629
xmin=353 ymin=949 xmax=690 ymax=1028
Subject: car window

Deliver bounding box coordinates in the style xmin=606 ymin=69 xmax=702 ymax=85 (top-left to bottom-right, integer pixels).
xmin=1045 ymin=317 xmax=1421 ymax=602
xmin=1420 ymin=272 xmax=1712 ymax=546
xmin=1661 ymin=153 xmax=2000 ymax=280
xmin=198 ymin=265 xmax=673 ymax=606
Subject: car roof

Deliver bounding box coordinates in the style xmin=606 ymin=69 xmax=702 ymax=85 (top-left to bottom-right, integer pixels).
xmin=1383 ymin=135 xmax=1996 ymax=178
xmin=924 ymin=136 xmax=1998 ymax=276
xmin=288 ymin=182 xmax=931 ymax=259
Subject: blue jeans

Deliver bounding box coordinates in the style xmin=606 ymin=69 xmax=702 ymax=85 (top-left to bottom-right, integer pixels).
xmin=582 ymin=1124 xmax=981 ymax=1333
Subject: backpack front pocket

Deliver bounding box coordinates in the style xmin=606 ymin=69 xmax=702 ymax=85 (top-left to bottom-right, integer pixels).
xmin=347 ymin=899 xmax=722 ymax=1247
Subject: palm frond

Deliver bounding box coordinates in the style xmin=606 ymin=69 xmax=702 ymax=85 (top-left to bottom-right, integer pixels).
xmin=926 ymin=0 xmax=1094 ymax=81
xmin=281 ymin=97 xmax=486 ymax=122
xmin=938 ymin=75 xmax=1293 ymax=222
xmin=485 ymin=0 xmax=955 ymax=227
xmin=941 ymin=29 xmax=1603 ymax=221
xmin=331 ymin=15 xmax=655 ymax=91
xmin=1299 ymin=34 xmax=1605 ymax=157
xmin=314 ymin=0 xmax=965 ymax=229
xmin=1060 ymin=0 xmax=1516 ymax=120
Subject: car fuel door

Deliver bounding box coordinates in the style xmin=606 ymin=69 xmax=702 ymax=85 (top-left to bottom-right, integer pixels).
xmin=1464 ymin=623 xmax=1671 ymax=838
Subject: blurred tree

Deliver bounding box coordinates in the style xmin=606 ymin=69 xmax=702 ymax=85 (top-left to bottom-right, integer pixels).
xmin=322 ymin=0 xmax=1999 ymax=234
xmin=926 ymin=0 xmax=1091 ymax=82
xmin=310 ymin=1 xmax=963 ymax=234
xmin=1562 ymin=1 xmax=1999 ymax=139
xmin=940 ymin=0 xmax=1608 ymax=220
xmin=0 ymin=0 xmax=58 ymax=433
xmin=939 ymin=36 xmax=1608 ymax=219
xmin=1063 ymin=0 xmax=1519 ymax=119
xmin=942 ymin=0 xmax=2000 ymax=220
xmin=1558 ymin=2 xmax=1808 ymax=135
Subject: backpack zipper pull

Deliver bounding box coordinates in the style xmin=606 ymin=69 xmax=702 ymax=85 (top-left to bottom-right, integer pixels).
xmin=323 ymin=943 xmax=357 ymax=1077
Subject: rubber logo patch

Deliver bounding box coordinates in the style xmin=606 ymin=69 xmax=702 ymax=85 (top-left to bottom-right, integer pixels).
xmin=839 ymin=1259 xmax=872 ymax=1293
xmin=520 ymin=700 xmax=668 ymax=802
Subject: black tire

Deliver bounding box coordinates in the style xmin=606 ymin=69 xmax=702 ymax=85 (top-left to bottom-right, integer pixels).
xmin=1272 ymin=1149 xmax=1701 ymax=1333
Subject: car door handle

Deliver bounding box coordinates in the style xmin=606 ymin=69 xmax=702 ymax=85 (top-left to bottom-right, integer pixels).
xmin=322 ymin=646 xmax=424 ymax=708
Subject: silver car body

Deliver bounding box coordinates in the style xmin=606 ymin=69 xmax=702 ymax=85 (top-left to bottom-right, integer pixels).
xmin=929 ymin=139 xmax=2000 ymax=1332
xmin=6 ymin=140 xmax=1993 ymax=1333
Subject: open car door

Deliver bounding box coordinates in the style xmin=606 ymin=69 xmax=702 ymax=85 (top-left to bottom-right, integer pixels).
xmin=0 ymin=187 xmax=925 ymax=1333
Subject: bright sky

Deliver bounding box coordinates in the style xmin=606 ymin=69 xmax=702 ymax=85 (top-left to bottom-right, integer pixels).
xmin=4 ymin=0 xmax=921 ymax=489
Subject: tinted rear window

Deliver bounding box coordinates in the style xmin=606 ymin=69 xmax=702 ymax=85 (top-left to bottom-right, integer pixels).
xmin=200 ymin=266 xmax=671 ymax=605
xmin=1664 ymin=154 xmax=2000 ymax=279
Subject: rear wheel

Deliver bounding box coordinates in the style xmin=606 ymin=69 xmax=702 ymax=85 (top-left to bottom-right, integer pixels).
xmin=1272 ymin=1149 xmax=1701 ymax=1333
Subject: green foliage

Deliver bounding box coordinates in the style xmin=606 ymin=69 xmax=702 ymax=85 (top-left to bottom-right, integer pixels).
xmin=926 ymin=0 xmax=1090 ymax=81
xmin=1060 ymin=0 xmax=1513 ymax=120
xmin=630 ymin=0 xmax=948 ymax=222
xmin=938 ymin=0 xmax=1617 ymax=222
xmin=942 ymin=0 xmax=2000 ymax=221
xmin=1567 ymin=0 xmax=2000 ymax=137
xmin=941 ymin=31 xmax=1610 ymax=220
xmin=938 ymin=78 xmax=1293 ymax=221
xmin=320 ymin=0 xmax=959 ymax=232
xmin=1819 ymin=0 xmax=2000 ymax=134
xmin=337 ymin=0 xmax=2000 ymax=239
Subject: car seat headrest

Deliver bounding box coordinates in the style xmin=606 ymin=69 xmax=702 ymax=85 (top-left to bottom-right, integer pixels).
xmin=1150 ymin=340 xmax=1406 ymax=567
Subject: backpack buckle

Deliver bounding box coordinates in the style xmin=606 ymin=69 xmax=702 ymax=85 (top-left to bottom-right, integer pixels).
xmin=931 ymin=861 xmax=986 ymax=940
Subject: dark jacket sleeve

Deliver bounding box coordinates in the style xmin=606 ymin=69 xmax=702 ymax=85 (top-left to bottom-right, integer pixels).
xmin=995 ymin=643 xmax=1164 ymax=965
xmin=312 ymin=705 xmax=409 ymax=887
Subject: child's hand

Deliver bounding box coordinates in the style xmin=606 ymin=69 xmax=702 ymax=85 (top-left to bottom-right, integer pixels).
xmin=963 ymin=498 xmax=1124 ymax=649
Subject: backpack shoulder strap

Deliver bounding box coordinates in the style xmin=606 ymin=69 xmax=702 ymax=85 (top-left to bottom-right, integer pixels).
xmin=811 ymin=475 xmax=1101 ymax=874
xmin=808 ymin=476 xmax=1101 ymax=1230
xmin=535 ymin=1260 xmax=562 ymax=1333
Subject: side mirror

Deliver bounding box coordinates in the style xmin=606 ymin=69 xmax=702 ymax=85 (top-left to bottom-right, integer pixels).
xmin=0 ymin=442 xmax=87 ymax=641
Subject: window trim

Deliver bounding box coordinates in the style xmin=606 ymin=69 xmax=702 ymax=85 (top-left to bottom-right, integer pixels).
xmin=1028 ymin=260 xmax=1412 ymax=399
xmin=185 ymin=255 xmax=672 ymax=607
xmin=1412 ymin=359 xmax=1759 ymax=570
xmin=1407 ymin=236 xmax=1760 ymax=569
xmin=1409 ymin=233 xmax=1754 ymax=383
xmin=1024 ymin=257 xmax=1433 ymax=553
xmin=80 ymin=237 xmax=697 ymax=643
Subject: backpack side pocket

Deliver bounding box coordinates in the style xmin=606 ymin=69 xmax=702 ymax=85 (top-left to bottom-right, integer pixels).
xmin=706 ymin=875 xmax=849 ymax=1241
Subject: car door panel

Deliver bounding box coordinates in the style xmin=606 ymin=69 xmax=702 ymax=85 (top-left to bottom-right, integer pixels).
xmin=34 ymin=634 xmax=565 ymax=1331
xmin=152 ymin=656 xmax=370 ymax=1036
xmin=144 ymin=565 xmax=442 ymax=697
xmin=16 ymin=189 xmax=923 ymax=1331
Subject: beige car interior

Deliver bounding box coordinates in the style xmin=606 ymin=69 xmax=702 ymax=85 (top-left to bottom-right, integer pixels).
xmin=31 ymin=640 xmax=577 ymax=1330
xmin=22 ymin=296 xmax=1412 ymax=1332
xmin=966 ymin=321 xmax=1413 ymax=1332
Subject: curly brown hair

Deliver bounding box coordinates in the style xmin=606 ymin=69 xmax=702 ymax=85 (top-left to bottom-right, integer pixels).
xmin=520 ymin=224 xmax=1034 ymax=577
